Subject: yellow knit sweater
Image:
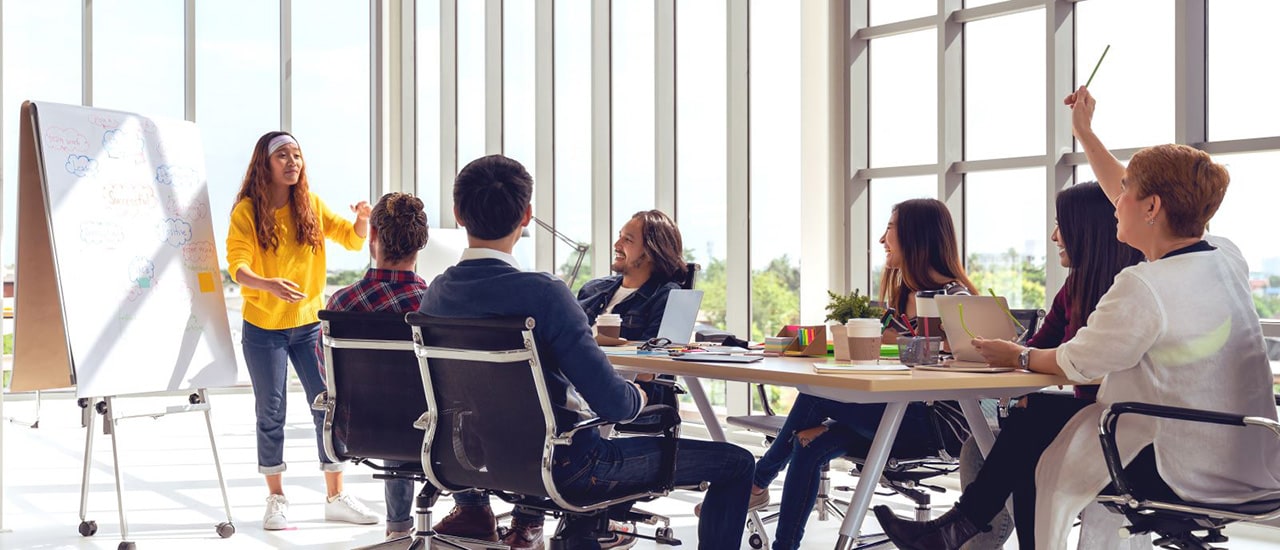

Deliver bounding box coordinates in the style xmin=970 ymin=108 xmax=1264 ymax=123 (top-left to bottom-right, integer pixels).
xmin=225 ymin=194 xmax=365 ymax=330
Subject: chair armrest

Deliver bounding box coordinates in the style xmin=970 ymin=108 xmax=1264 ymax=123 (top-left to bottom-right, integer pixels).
xmin=311 ymin=391 xmax=329 ymax=411
xmin=1098 ymin=402 xmax=1280 ymax=498
xmin=562 ymin=404 xmax=681 ymax=440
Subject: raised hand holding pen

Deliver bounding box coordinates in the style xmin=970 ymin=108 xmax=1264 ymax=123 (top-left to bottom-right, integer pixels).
xmin=1063 ymin=86 xmax=1097 ymax=140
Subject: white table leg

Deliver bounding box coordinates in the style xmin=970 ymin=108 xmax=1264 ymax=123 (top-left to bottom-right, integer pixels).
xmin=959 ymin=399 xmax=995 ymax=454
xmin=833 ymin=401 xmax=907 ymax=550
xmin=680 ymin=376 xmax=726 ymax=441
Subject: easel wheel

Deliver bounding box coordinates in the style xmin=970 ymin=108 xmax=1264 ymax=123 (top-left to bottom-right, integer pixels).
xmin=78 ymin=520 xmax=97 ymax=536
xmin=216 ymin=522 xmax=235 ymax=538
xmin=118 ymin=541 xmax=135 ymax=550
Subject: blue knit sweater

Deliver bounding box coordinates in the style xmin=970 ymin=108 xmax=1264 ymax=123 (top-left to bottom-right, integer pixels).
xmin=418 ymin=257 xmax=644 ymax=452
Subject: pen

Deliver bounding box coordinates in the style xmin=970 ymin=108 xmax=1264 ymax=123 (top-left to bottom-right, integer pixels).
xmin=1084 ymin=44 xmax=1110 ymax=88
xmin=900 ymin=313 xmax=917 ymax=337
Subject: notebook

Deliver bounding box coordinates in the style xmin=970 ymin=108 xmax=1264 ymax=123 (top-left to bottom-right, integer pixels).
xmin=656 ymin=289 xmax=704 ymax=345
xmin=924 ymin=295 xmax=1020 ymax=373
xmin=672 ymin=353 xmax=762 ymax=364
xmin=812 ymin=362 xmax=910 ymax=374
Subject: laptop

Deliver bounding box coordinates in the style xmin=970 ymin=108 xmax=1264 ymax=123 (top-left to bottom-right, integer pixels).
xmin=918 ymin=295 xmax=1020 ymax=373
xmin=655 ymin=289 xmax=704 ymax=345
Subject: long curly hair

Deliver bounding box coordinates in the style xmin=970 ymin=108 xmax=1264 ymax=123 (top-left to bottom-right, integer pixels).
xmin=234 ymin=131 xmax=323 ymax=252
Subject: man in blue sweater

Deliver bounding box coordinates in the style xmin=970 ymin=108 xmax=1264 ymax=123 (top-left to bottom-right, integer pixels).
xmin=418 ymin=154 xmax=754 ymax=550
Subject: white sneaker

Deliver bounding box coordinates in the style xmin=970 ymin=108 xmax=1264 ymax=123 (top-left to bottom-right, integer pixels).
xmin=263 ymin=494 xmax=289 ymax=530
xmin=324 ymin=493 xmax=380 ymax=525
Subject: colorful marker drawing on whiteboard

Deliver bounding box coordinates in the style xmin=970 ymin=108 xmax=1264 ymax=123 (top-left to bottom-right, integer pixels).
xmin=155 ymin=165 xmax=199 ymax=189
xmin=65 ymin=154 xmax=98 ymax=177
xmin=159 ymin=218 xmax=194 ymax=248
xmin=44 ymin=127 xmax=90 ymax=154
xmin=183 ymin=241 xmax=218 ymax=271
xmin=103 ymin=128 xmax=146 ymax=163
xmin=164 ymin=197 xmax=210 ymax=222
xmin=102 ymin=183 xmax=159 ymax=215
xmin=128 ymin=257 xmax=155 ymax=285
xmin=80 ymin=221 xmax=126 ymax=248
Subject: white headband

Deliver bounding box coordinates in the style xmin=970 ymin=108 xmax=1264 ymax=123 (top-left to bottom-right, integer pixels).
xmin=267 ymin=134 xmax=299 ymax=155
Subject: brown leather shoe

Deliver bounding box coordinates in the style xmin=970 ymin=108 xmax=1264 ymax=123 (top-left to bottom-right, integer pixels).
xmin=500 ymin=516 xmax=545 ymax=550
xmin=432 ymin=504 xmax=498 ymax=541
xmin=873 ymin=505 xmax=984 ymax=550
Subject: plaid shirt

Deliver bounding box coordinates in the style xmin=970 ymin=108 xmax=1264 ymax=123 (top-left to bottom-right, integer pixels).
xmin=326 ymin=268 xmax=429 ymax=313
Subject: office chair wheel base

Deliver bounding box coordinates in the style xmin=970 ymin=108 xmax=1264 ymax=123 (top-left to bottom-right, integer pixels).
xmin=117 ymin=542 xmax=136 ymax=550
xmin=748 ymin=532 xmax=765 ymax=549
xmin=78 ymin=520 xmax=97 ymax=537
xmin=654 ymin=526 xmax=677 ymax=542
xmin=216 ymin=521 xmax=235 ymax=538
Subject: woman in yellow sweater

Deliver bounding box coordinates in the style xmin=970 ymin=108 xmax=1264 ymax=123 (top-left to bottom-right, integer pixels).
xmin=225 ymin=131 xmax=377 ymax=530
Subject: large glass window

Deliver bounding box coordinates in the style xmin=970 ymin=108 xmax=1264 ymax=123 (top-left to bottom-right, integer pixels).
xmin=749 ymin=0 xmax=801 ymax=342
xmin=965 ymin=168 xmax=1047 ymax=310
xmin=869 ymin=30 xmax=936 ymax=167
xmin=868 ymin=176 xmax=935 ymax=300
xmin=291 ymin=1 xmax=370 ymax=275
xmin=2 ymin=0 xmax=82 ymax=270
xmin=417 ymin=1 xmax=442 ymax=223
xmin=676 ymin=0 xmax=727 ymax=329
xmin=1208 ymin=0 xmax=1280 ymax=142
xmin=92 ymin=0 xmax=184 ymax=119
xmin=1075 ymin=0 xmax=1173 ymax=150
xmin=456 ymin=0 xmax=486 ymax=167
xmin=553 ymin=0 xmax=593 ymax=289
xmin=964 ymin=9 xmax=1044 ymax=160
xmin=611 ymin=1 xmax=656 ymax=224
xmin=197 ymin=0 xmax=279 ymax=279
xmin=870 ymin=1 xmax=933 ymax=26
xmin=1210 ymin=151 xmax=1280 ymax=321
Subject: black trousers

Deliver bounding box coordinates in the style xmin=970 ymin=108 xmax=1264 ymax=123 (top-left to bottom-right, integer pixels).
xmin=956 ymin=393 xmax=1173 ymax=548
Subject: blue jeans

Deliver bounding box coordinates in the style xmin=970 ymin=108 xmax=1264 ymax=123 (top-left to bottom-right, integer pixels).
xmin=556 ymin=436 xmax=754 ymax=550
xmin=241 ymin=320 xmax=342 ymax=474
xmin=753 ymin=393 xmax=934 ymax=550
xmin=383 ymin=460 xmax=416 ymax=532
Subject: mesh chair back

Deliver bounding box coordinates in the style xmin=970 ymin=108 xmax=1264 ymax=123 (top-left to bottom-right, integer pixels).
xmin=406 ymin=313 xmax=557 ymax=501
xmin=679 ymin=262 xmax=701 ymax=290
xmin=318 ymin=310 xmax=423 ymax=464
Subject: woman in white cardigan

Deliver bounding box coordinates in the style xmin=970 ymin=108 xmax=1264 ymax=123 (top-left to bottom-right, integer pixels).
xmin=964 ymin=86 xmax=1280 ymax=549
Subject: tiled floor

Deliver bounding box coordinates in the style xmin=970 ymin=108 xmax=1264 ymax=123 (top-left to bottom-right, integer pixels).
xmin=1 ymin=388 xmax=1278 ymax=549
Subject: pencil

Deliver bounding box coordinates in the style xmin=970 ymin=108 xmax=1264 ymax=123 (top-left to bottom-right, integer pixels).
xmin=1084 ymin=44 xmax=1110 ymax=88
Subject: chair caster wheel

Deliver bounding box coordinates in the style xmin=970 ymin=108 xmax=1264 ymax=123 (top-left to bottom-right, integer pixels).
xmin=118 ymin=542 xmax=136 ymax=550
xmin=749 ymin=532 xmax=765 ymax=549
xmin=79 ymin=520 xmax=98 ymax=536
xmin=216 ymin=521 xmax=235 ymax=538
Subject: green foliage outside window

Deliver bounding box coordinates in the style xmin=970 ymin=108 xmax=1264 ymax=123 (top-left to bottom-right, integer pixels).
xmin=967 ymin=249 xmax=1046 ymax=310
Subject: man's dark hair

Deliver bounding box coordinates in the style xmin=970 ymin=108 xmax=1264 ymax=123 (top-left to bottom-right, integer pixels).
xmin=453 ymin=155 xmax=534 ymax=240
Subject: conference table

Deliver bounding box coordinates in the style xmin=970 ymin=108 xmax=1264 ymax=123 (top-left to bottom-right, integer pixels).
xmin=607 ymin=353 xmax=1071 ymax=550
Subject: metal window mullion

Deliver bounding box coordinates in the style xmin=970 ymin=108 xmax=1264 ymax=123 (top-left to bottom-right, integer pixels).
xmin=938 ymin=0 xmax=963 ymax=248
xmin=655 ymin=0 xmax=676 ymax=215
xmin=439 ymin=0 xmax=458 ymax=227
xmin=1174 ymin=0 xmax=1207 ymax=146
xmin=84 ymin=0 xmax=94 ymax=106
xmin=848 ymin=1 xmax=871 ymax=296
xmin=184 ymin=0 xmax=195 ymax=122
xmin=370 ymin=0 xmax=387 ymax=199
xmin=724 ymin=0 xmax=751 ymax=422
xmin=952 ymin=0 xmax=1045 ymax=25
xmin=1044 ymin=0 xmax=1075 ymax=297
xmin=398 ymin=0 xmax=417 ymax=196
xmin=485 ymin=0 xmax=503 ymax=155
xmin=590 ymin=0 xmax=611 ymax=278
xmin=280 ymin=0 xmax=291 ymax=131
xmin=534 ymin=0 xmax=555 ymax=273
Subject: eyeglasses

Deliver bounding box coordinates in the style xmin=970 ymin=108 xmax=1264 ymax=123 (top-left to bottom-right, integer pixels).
xmin=640 ymin=337 xmax=672 ymax=351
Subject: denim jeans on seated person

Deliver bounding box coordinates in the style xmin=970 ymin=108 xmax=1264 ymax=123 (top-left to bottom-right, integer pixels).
xmin=555 ymin=436 xmax=755 ymax=550
xmin=241 ymin=320 xmax=342 ymax=474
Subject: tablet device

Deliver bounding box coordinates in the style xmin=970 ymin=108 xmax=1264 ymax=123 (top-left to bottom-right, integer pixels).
xmin=656 ymin=289 xmax=704 ymax=345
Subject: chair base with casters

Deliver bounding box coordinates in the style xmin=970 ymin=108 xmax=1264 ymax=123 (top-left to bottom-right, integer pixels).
xmin=1095 ymin=401 xmax=1280 ymax=550
xmin=407 ymin=313 xmax=699 ymax=549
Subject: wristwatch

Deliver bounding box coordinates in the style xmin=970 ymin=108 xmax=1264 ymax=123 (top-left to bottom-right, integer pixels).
xmin=1018 ymin=346 xmax=1031 ymax=370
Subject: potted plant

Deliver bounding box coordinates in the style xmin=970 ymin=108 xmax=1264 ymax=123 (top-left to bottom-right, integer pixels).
xmin=825 ymin=290 xmax=885 ymax=361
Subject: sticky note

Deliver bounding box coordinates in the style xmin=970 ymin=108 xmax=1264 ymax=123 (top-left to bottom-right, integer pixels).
xmin=198 ymin=271 xmax=215 ymax=293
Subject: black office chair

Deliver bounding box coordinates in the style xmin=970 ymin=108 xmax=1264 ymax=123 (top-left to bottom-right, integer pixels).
xmin=679 ymin=262 xmax=701 ymax=290
xmin=727 ymin=391 xmax=970 ymax=549
xmin=1095 ymin=402 xmax=1280 ymax=550
xmin=406 ymin=313 xmax=688 ymax=548
xmin=311 ymin=310 xmax=474 ymax=550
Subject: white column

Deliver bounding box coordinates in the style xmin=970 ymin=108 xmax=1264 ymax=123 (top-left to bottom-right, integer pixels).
xmin=655 ymin=0 xmax=676 ymax=215
xmin=485 ymin=0 xmax=503 ymax=155
xmin=590 ymin=1 xmax=612 ymax=278
xmin=847 ymin=1 xmax=871 ymax=296
xmin=534 ymin=0 xmax=556 ymax=273
xmin=439 ymin=0 xmax=458 ymax=227
xmin=1045 ymin=0 xmax=1075 ymax=296
xmin=937 ymin=0 xmax=964 ymax=246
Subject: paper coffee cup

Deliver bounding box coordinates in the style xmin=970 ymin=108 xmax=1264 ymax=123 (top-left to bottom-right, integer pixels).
xmin=596 ymin=313 xmax=622 ymax=338
xmin=845 ymin=318 xmax=882 ymax=338
xmin=845 ymin=319 xmax=883 ymax=363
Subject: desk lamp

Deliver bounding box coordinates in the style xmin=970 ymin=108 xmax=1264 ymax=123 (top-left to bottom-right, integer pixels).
xmin=531 ymin=216 xmax=590 ymax=286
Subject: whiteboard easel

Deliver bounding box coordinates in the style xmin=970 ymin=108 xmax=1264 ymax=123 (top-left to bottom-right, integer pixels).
xmin=14 ymin=101 xmax=239 ymax=547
